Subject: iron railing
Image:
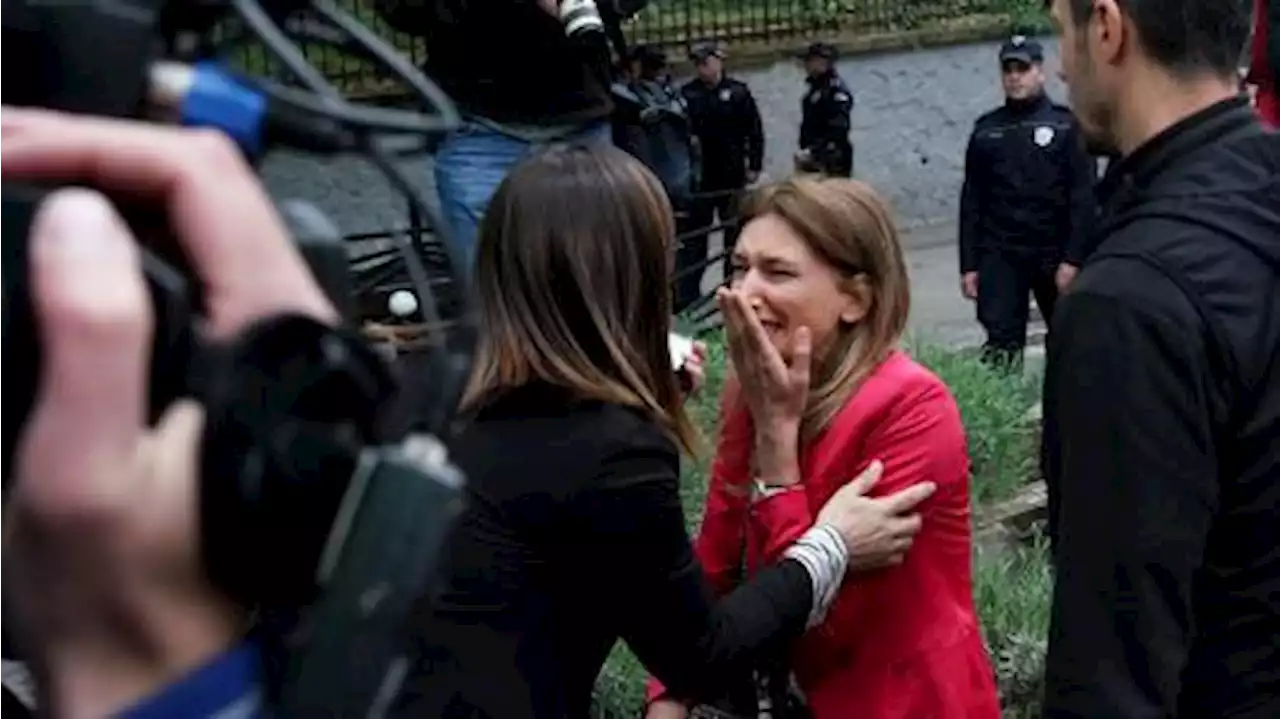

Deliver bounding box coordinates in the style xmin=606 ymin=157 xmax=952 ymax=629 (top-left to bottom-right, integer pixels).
xmin=224 ymin=0 xmax=1025 ymax=98
xmin=348 ymin=186 xmax=742 ymax=335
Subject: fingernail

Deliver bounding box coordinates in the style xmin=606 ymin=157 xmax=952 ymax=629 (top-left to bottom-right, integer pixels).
xmin=868 ymin=460 xmax=884 ymax=475
xmin=32 ymin=190 xmax=129 ymax=260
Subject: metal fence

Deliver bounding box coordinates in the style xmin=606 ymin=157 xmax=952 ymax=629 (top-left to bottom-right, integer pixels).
xmin=227 ymin=0 xmax=1022 ymax=97
xmin=349 ymin=186 xmax=743 ymax=336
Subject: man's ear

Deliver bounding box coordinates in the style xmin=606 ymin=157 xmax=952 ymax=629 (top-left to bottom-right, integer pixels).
xmin=1093 ymin=0 xmax=1128 ymax=66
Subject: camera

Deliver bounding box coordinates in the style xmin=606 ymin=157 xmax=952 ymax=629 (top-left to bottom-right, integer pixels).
xmin=1 ymin=0 xmax=473 ymax=713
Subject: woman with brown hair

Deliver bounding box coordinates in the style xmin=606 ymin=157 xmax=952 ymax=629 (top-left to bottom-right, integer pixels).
xmin=390 ymin=145 xmax=937 ymax=719
xmin=648 ymin=177 xmax=1000 ymax=719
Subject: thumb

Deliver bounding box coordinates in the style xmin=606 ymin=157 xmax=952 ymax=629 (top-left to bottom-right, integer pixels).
xmin=842 ymin=459 xmax=884 ymax=497
xmin=17 ymin=189 xmax=151 ymax=520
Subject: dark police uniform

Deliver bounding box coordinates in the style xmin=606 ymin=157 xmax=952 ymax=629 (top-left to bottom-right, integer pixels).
xmin=798 ymin=43 xmax=854 ymax=177
xmin=959 ymin=38 xmax=1096 ymax=366
xmin=677 ymin=44 xmax=764 ymax=312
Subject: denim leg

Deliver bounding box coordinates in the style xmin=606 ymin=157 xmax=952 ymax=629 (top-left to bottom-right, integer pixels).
xmin=432 ymin=120 xmax=611 ymax=273
xmin=433 ymin=126 xmax=530 ymax=273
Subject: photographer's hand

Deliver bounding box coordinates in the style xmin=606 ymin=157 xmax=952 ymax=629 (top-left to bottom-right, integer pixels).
xmin=1 ymin=108 xmax=336 ymax=716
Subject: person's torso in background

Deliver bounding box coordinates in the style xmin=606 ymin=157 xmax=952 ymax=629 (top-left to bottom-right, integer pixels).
xmin=969 ymin=95 xmax=1080 ymax=254
xmin=611 ymin=78 xmax=695 ymax=207
xmin=682 ymin=76 xmax=753 ymax=189
xmin=415 ymin=0 xmax=613 ymax=127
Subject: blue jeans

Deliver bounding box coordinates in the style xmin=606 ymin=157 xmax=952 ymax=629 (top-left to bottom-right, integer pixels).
xmin=433 ymin=119 xmax=612 ymax=272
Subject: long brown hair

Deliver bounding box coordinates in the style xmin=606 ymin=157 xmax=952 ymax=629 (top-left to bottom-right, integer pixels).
xmin=460 ymin=144 xmax=698 ymax=454
xmin=739 ymin=177 xmax=911 ymax=442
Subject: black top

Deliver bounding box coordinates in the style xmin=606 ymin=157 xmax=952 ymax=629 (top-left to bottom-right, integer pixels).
xmin=680 ymin=76 xmax=764 ymax=190
xmin=375 ymin=0 xmax=614 ymax=127
xmin=611 ymin=78 xmax=696 ymax=208
xmin=1042 ymin=98 xmax=1280 ymax=718
xmin=392 ymin=382 xmax=814 ymax=719
xmin=959 ymin=93 xmax=1098 ymax=271
xmin=798 ymin=70 xmax=853 ymax=154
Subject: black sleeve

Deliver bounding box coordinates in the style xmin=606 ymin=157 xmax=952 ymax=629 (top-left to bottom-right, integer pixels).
xmin=824 ymin=88 xmax=853 ymax=140
xmin=958 ymin=131 xmax=982 ymax=274
xmin=570 ymin=443 xmax=812 ymax=703
xmin=1062 ymin=123 xmax=1100 ymax=266
xmin=681 ymin=86 xmax=702 ymax=137
xmin=741 ymin=87 xmax=765 ymax=173
xmin=1041 ymin=275 xmax=1220 ymax=719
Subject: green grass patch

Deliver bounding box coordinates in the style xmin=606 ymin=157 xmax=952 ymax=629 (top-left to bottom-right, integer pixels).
xmin=973 ymin=536 xmax=1053 ymax=718
xmin=906 ymin=343 xmax=1040 ymax=506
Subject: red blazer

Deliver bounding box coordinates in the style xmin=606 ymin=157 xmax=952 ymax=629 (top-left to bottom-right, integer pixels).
xmin=649 ymin=350 xmax=999 ymax=718
xmin=1252 ymin=0 xmax=1279 ymax=128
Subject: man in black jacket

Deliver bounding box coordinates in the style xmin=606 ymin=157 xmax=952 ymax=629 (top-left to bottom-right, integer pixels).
xmin=375 ymin=0 xmax=633 ymax=270
xmin=678 ymin=43 xmax=764 ymax=313
xmin=1042 ymin=0 xmax=1279 ymax=717
xmin=959 ymin=36 xmax=1097 ymax=368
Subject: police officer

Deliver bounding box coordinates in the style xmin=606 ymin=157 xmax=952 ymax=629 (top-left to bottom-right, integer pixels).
xmin=796 ymin=42 xmax=854 ymax=177
xmin=677 ymin=42 xmax=764 ymax=312
xmin=959 ymin=35 xmax=1097 ymax=367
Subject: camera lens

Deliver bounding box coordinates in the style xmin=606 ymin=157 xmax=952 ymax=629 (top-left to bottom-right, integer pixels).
xmin=558 ymin=0 xmax=603 ymax=38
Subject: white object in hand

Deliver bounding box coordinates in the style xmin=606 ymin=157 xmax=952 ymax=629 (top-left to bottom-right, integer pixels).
xmin=388 ymin=290 xmax=419 ymax=318
xmin=669 ymin=332 xmax=694 ymax=371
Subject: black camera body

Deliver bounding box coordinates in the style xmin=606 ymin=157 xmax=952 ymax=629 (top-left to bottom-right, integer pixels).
xmin=1 ymin=0 xmax=470 ymax=713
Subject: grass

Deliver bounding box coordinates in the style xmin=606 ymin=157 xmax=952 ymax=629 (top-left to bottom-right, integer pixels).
xmin=973 ymin=536 xmax=1053 ymax=718
xmin=906 ymin=342 xmax=1041 ymax=506
xmin=591 ymin=335 xmax=1051 ymax=717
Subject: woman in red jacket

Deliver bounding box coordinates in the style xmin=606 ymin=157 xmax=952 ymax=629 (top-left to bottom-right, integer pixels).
xmin=648 ymin=177 xmax=999 ymax=719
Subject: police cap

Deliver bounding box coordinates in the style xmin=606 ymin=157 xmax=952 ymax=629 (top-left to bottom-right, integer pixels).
xmin=999 ymin=35 xmax=1044 ymax=65
xmin=799 ymin=42 xmax=838 ymax=61
xmin=689 ymin=42 xmax=726 ymax=62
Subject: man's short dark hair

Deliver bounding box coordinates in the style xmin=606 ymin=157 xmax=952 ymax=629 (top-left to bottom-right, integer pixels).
xmin=1062 ymin=0 xmax=1250 ymax=78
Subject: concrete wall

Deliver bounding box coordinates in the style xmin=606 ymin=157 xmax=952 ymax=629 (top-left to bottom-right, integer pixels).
xmin=259 ymin=36 xmax=1067 ymax=239
xmin=737 ymin=36 xmax=1067 ymax=229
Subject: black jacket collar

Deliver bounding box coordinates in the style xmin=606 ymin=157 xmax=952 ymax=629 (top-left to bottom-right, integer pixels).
xmin=1098 ymin=96 xmax=1261 ymax=210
